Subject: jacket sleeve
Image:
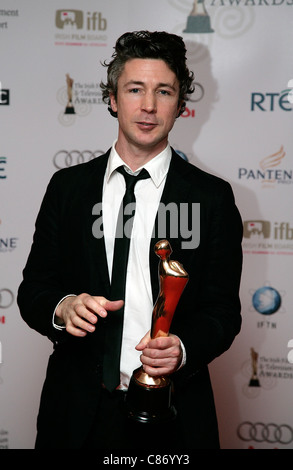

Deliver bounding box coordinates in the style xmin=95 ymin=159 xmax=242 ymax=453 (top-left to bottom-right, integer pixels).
xmin=171 ymin=179 xmax=243 ymax=380
xmin=17 ymin=171 xmax=71 ymax=343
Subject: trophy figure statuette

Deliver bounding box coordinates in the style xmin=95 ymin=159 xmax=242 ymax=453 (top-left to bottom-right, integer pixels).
xmin=249 ymin=347 xmax=260 ymax=387
xmin=65 ymin=73 xmax=75 ymax=114
xmin=183 ymin=0 xmax=214 ymax=34
xmin=126 ymin=239 xmax=189 ymax=424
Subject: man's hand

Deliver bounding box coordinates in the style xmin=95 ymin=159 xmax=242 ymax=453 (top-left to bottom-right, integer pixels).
xmin=55 ymin=293 xmax=123 ymax=337
xmin=135 ymin=331 xmax=183 ymax=377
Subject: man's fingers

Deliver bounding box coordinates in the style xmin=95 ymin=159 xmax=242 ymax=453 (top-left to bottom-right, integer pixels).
xmin=75 ymin=302 xmax=98 ymax=324
xmin=71 ymin=311 xmax=96 ymax=332
xmin=82 ymin=296 xmax=124 ymax=318
xmin=99 ymin=298 xmax=124 ymax=311
xmin=65 ymin=322 xmax=88 ymax=337
xmin=138 ymin=334 xmax=182 ymax=376
xmin=72 ymin=297 xmax=124 ymax=333
xmin=82 ymin=295 xmax=107 ymax=318
xmin=58 ymin=294 xmax=124 ymax=338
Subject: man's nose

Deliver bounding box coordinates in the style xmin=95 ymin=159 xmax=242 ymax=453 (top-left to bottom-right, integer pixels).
xmin=141 ymin=92 xmax=157 ymax=113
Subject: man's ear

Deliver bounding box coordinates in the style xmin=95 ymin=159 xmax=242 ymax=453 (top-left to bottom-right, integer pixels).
xmin=177 ymin=100 xmax=184 ymax=118
xmin=110 ymin=93 xmax=118 ymax=113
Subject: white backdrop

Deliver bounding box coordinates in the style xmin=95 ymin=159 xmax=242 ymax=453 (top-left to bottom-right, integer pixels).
xmin=1 ymin=0 xmax=292 ymax=449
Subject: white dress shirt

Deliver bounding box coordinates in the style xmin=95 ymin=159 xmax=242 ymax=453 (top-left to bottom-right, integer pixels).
xmin=103 ymin=141 xmax=171 ymax=388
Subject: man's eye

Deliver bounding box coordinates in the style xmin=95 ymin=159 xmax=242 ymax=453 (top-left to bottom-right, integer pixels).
xmin=159 ymin=90 xmax=170 ymax=95
xmin=130 ymin=88 xmax=140 ymax=93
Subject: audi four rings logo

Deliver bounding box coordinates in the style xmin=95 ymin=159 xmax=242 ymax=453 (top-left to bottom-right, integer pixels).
xmin=237 ymin=422 xmax=293 ymax=445
xmin=53 ymin=150 xmax=104 ymax=169
xmin=0 ymin=289 xmax=14 ymax=309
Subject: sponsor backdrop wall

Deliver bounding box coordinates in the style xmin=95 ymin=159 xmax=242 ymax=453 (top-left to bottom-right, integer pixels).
xmin=1 ymin=0 xmax=292 ymax=450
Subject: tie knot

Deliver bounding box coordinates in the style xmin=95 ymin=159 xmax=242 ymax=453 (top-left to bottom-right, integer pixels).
xmin=116 ymin=166 xmax=150 ymax=191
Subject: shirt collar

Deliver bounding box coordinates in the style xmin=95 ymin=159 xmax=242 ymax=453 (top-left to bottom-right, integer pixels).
xmin=106 ymin=140 xmax=171 ymax=188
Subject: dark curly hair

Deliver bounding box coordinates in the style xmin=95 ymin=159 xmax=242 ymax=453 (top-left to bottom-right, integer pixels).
xmin=100 ymin=30 xmax=195 ymax=118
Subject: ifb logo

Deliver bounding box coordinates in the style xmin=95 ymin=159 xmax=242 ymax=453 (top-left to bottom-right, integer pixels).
xmin=55 ymin=9 xmax=107 ymax=31
xmin=55 ymin=9 xmax=83 ymax=29
xmin=243 ymin=220 xmax=293 ymax=241
xmin=243 ymin=220 xmax=271 ymax=239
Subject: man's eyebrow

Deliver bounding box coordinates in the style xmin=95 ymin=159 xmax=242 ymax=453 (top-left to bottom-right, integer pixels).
xmin=123 ymin=80 xmax=177 ymax=90
xmin=123 ymin=80 xmax=144 ymax=88
xmin=158 ymin=82 xmax=177 ymax=91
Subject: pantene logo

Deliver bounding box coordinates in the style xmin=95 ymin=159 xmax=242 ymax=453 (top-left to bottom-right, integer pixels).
xmin=238 ymin=146 xmax=292 ymax=187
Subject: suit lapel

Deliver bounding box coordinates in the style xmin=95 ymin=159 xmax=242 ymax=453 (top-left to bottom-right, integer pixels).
xmin=80 ymin=150 xmax=111 ymax=296
xmin=149 ymin=149 xmax=193 ymax=304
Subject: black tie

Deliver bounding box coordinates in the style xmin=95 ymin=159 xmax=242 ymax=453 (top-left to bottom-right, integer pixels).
xmin=102 ymin=165 xmax=150 ymax=392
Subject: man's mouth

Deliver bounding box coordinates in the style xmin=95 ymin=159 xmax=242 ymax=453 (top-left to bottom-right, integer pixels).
xmin=137 ymin=121 xmax=157 ymax=129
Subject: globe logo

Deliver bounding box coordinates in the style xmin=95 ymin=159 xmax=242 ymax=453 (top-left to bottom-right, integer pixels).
xmin=252 ymin=286 xmax=281 ymax=315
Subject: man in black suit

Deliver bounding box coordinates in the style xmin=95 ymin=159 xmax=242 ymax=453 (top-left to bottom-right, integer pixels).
xmin=18 ymin=31 xmax=242 ymax=449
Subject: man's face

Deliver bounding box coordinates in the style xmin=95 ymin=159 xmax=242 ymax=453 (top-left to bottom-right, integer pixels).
xmin=110 ymin=58 xmax=181 ymax=158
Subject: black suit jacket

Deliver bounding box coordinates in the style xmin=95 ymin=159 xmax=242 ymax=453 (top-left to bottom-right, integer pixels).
xmin=18 ymin=149 xmax=243 ymax=449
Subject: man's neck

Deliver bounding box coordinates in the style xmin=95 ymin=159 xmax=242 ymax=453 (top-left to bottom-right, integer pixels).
xmin=114 ymin=140 xmax=168 ymax=171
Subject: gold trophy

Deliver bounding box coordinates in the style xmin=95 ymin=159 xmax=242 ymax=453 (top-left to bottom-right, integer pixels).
xmin=249 ymin=347 xmax=260 ymax=387
xmin=183 ymin=0 xmax=214 ymax=34
xmin=126 ymin=240 xmax=189 ymax=423
xmin=65 ymin=73 xmax=75 ymax=114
